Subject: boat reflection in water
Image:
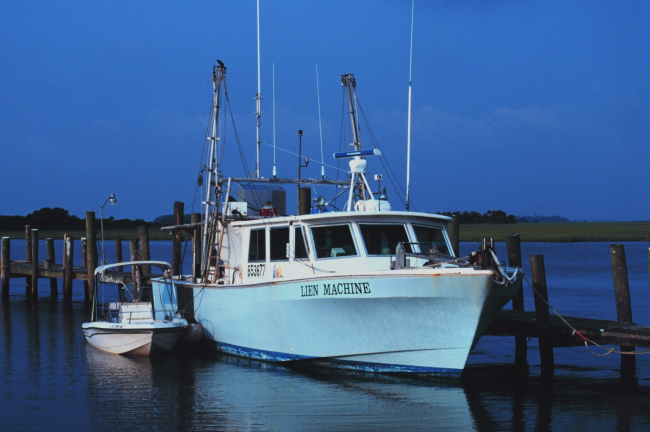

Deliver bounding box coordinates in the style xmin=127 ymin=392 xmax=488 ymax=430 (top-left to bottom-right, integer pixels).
xmin=83 ymin=346 xmax=474 ymax=431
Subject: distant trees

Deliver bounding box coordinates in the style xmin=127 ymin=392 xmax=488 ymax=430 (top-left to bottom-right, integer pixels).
xmin=0 ymin=207 xmax=156 ymax=231
xmin=438 ymin=210 xmax=518 ymax=224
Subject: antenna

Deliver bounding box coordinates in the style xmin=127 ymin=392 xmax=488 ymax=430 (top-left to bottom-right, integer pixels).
xmin=316 ymin=64 xmax=325 ymax=179
xmin=406 ymin=0 xmax=414 ymax=211
xmin=273 ymin=63 xmax=276 ymax=178
xmin=254 ymin=0 xmax=262 ymax=178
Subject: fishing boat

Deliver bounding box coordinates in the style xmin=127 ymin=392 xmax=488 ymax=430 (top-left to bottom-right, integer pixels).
xmin=83 ymin=261 xmax=188 ymax=355
xmin=152 ymin=63 xmax=522 ymax=376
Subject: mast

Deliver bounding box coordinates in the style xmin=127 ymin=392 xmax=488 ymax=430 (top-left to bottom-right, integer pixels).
xmin=406 ymin=0 xmax=414 ymax=211
xmin=341 ymin=74 xmax=370 ymax=209
xmin=254 ymin=0 xmax=262 ymax=178
xmin=272 ymin=62 xmax=276 ymax=178
xmin=316 ymin=64 xmax=325 ymax=179
xmin=201 ymin=63 xmax=226 ymax=276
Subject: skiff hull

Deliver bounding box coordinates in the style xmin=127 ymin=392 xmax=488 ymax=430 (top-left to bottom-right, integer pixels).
xmin=167 ymin=270 xmax=520 ymax=376
xmin=82 ymin=321 xmax=188 ymax=355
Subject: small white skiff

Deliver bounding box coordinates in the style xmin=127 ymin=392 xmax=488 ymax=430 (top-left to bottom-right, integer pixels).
xmin=83 ymin=261 xmax=188 ymax=355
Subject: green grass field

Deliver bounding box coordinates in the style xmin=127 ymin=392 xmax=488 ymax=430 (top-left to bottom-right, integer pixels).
xmin=1 ymin=221 xmax=649 ymax=243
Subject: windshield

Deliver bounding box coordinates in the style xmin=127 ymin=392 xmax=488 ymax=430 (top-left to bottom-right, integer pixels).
xmin=359 ymin=224 xmax=413 ymax=255
xmin=412 ymin=225 xmax=451 ymax=255
xmin=310 ymin=224 xmax=358 ymax=259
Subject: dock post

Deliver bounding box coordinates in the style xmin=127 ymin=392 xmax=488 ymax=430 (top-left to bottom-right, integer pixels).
xmin=139 ymin=224 xmax=151 ymax=274
xmin=506 ymin=233 xmax=526 ymax=367
xmin=1 ymin=237 xmax=10 ymax=300
xmin=448 ymin=214 xmax=460 ymax=258
xmin=63 ymin=236 xmax=74 ymax=304
xmin=172 ymin=201 xmax=184 ymax=276
xmin=46 ymin=238 xmax=57 ymax=298
xmin=129 ymin=239 xmax=139 ymax=285
xmin=610 ymin=244 xmax=635 ymax=375
xmin=529 ymin=254 xmax=554 ymax=373
xmin=31 ymin=229 xmax=39 ymax=299
xmin=115 ymin=238 xmax=123 ymax=271
xmin=81 ymin=238 xmax=89 ymax=301
xmin=191 ymin=213 xmax=202 ymax=280
xmin=86 ymin=212 xmax=98 ymax=304
xmin=25 ymin=225 xmax=32 ymax=297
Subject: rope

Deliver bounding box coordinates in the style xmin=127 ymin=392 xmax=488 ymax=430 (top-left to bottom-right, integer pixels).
xmin=523 ymin=276 xmax=650 ymax=356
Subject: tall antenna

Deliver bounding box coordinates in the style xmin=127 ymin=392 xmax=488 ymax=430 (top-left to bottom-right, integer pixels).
xmin=272 ymin=63 xmax=276 ymax=178
xmin=254 ymin=0 xmax=262 ymax=178
xmin=406 ymin=0 xmax=414 ymax=211
xmin=316 ymin=64 xmax=325 ymax=179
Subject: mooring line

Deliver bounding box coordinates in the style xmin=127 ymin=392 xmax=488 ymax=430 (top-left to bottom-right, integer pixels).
xmin=523 ymin=276 xmax=650 ymax=357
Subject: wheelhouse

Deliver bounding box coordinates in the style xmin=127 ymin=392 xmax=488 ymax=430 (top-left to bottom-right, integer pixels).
xmin=217 ymin=211 xmax=453 ymax=285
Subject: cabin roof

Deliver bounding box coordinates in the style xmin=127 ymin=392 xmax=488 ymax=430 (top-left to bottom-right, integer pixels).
xmin=228 ymin=211 xmax=452 ymax=227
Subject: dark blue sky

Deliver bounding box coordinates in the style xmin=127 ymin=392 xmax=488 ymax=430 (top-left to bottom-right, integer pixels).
xmin=2 ymin=1 xmax=648 ymax=221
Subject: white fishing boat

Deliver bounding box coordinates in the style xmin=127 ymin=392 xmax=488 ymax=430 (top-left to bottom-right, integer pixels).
xmin=83 ymin=261 xmax=188 ymax=355
xmin=152 ymin=63 xmax=522 ymax=376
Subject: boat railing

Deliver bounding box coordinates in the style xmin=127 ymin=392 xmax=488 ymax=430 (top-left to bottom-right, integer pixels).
xmin=392 ymin=242 xmax=468 ymax=270
xmin=99 ymin=303 xmax=185 ymax=324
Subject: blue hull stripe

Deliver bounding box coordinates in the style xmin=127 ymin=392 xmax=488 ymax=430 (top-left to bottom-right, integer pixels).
xmin=212 ymin=341 xmax=461 ymax=376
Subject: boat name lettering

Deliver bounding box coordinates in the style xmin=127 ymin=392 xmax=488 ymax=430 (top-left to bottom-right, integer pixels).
xmin=248 ymin=264 xmax=266 ymax=278
xmin=109 ymin=324 xmax=124 ymax=329
xmin=301 ymin=282 xmax=371 ymax=297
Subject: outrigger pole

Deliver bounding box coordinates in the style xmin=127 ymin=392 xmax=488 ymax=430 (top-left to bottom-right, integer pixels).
xmin=406 ymin=0 xmax=414 ymax=211
xmin=254 ymin=0 xmax=262 ymax=178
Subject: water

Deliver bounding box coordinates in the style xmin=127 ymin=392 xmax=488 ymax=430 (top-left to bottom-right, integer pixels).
xmin=2 ymin=240 xmax=650 ymax=431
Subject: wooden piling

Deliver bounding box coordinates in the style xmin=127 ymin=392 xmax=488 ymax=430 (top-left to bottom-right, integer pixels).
xmin=172 ymin=201 xmax=184 ymax=276
xmin=46 ymin=238 xmax=58 ymax=298
xmin=31 ymin=229 xmax=39 ymax=299
xmin=63 ymin=236 xmax=74 ymax=304
xmin=506 ymin=233 xmax=526 ymax=367
xmin=139 ymin=225 xmax=151 ymax=274
xmin=129 ymin=239 xmax=139 ymax=285
xmin=81 ymin=238 xmax=89 ymax=301
xmin=25 ymin=225 xmax=32 ymax=297
xmin=115 ymin=238 xmax=123 ymax=271
xmin=529 ymin=254 xmax=554 ymax=372
xmin=448 ymin=214 xmax=460 ymax=258
xmin=86 ymin=212 xmax=98 ymax=303
xmin=1 ymin=237 xmax=10 ymax=300
xmin=191 ymin=213 xmax=202 ymax=280
xmin=610 ymin=244 xmax=635 ymax=373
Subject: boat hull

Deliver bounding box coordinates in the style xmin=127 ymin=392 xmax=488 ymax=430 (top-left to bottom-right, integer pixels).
xmin=82 ymin=321 xmax=188 ymax=355
xmin=169 ymin=271 xmax=520 ymax=375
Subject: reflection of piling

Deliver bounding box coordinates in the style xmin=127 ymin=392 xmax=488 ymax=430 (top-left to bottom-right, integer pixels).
xmin=506 ymin=233 xmax=526 ymax=367
xmin=1 ymin=238 xmax=9 ymax=299
xmin=46 ymin=238 xmax=57 ymax=298
xmin=610 ymin=244 xmax=635 ymax=375
xmin=530 ymin=254 xmax=554 ymax=373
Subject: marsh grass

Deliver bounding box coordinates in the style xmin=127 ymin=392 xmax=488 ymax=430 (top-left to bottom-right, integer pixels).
xmin=459 ymin=221 xmax=650 ymax=242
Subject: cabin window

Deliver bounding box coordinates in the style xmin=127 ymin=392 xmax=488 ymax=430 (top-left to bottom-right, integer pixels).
xmin=359 ymin=224 xmax=413 ymax=255
xmin=248 ymin=228 xmax=267 ymax=262
xmin=412 ymin=225 xmax=451 ymax=255
xmin=270 ymin=227 xmax=290 ymax=261
xmin=294 ymin=226 xmax=308 ymax=260
xmin=310 ymin=224 xmax=358 ymax=259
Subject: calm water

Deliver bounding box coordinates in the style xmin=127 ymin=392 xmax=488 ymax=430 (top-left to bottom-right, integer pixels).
xmin=2 ymin=240 xmax=650 ymax=431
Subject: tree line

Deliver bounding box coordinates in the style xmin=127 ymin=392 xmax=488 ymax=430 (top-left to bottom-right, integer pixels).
xmin=0 ymin=207 xmax=156 ymax=231
xmin=438 ymin=210 xmax=518 ymax=224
